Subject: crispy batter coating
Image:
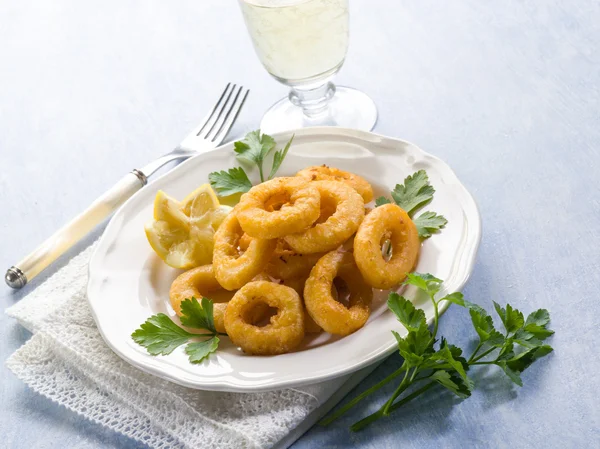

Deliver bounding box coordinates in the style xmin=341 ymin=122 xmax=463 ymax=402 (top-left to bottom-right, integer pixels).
xmin=236 ymin=177 xmax=320 ymax=239
xmin=283 ymin=276 xmax=323 ymax=334
xmin=170 ymin=265 xmax=270 ymax=333
xmin=265 ymin=240 xmax=325 ymax=280
xmin=296 ymin=165 xmax=374 ymax=203
xmin=353 ymin=203 xmax=420 ymax=289
xmin=284 ymin=181 xmax=364 ymax=254
xmin=304 ymin=251 xmax=372 ymax=336
xmin=224 ymin=281 xmax=305 ymax=355
xmin=213 ymin=212 xmax=277 ymax=290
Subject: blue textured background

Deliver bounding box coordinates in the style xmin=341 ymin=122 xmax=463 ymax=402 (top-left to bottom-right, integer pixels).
xmin=1 ymin=1 xmax=599 ymax=448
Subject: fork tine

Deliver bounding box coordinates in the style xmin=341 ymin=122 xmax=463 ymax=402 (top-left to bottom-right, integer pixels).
xmin=204 ymin=84 xmax=242 ymax=141
xmin=207 ymin=86 xmax=243 ymax=142
xmin=211 ymin=87 xmax=250 ymax=145
xmin=190 ymin=83 xmax=232 ymax=138
xmin=198 ymin=84 xmax=237 ymax=139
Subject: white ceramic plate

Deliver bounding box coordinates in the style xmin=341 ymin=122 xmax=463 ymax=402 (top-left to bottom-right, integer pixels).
xmin=88 ymin=127 xmax=481 ymax=393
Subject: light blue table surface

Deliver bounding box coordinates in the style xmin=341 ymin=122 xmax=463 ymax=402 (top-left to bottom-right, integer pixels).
xmin=2 ymin=1 xmax=599 ymax=448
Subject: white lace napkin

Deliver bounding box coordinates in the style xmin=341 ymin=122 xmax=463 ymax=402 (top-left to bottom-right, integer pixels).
xmin=6 ymin=244 xmax=379 ymax=449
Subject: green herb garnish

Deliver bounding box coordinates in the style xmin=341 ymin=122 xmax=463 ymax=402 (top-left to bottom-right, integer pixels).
xmin=413 ymin=211 xmax=448 ymax=239
xmin=376 ymin=170 xmax=447 ymax=239
xmin=209 ymin=130 xmax=294 ymax=196
xmin=132 ymin=297 xmax=224 ymax=364
xmin=320 ymin=273 xmax=554 ymax=431
xmin=208 ymin=167 xmax=252 ymax=197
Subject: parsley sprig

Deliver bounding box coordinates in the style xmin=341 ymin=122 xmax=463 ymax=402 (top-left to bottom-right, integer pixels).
xmin=208 ymin=130 xmax=294 ymax=196
xmin=376 ymin=170 xmax=448 ymax=239
xmin=132 ymin=297 xmax=224 ymax=364
xmin=320 ymin=273 xmax=554 ymax=431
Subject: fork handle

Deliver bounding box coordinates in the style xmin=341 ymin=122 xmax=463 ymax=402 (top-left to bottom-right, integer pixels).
xmin=5 ymin=170 xmax=147 ymax=289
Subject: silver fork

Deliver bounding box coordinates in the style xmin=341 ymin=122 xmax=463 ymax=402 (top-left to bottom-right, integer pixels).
xmin=5 ymin=83 xmax=249 ymax=289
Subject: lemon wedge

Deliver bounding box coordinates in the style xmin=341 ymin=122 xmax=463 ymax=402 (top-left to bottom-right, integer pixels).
xmin=181 ymin=184 xmax=220 ymax=218
xmin=145 ymin=184 xmax=229 ymax=269
xmin=154 ymin=190 xmax=189 ymax=230
xmin=191 ymin=204 xmax=233 ymax=231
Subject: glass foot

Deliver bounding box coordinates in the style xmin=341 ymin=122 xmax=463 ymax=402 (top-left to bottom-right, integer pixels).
xmin=260 ymin=86 xmax=378 ymax=134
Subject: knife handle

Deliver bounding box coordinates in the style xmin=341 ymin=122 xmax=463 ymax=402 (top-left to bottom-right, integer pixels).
xmin=5 ymin=170 xmax=147 ymax=289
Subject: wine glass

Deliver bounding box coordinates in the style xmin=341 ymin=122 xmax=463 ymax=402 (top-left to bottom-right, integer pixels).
xmin=238 ymin=0 xmax=377 ymax=134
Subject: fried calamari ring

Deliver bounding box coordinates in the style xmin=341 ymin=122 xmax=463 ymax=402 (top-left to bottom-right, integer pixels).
xmin=353 ymin=203 xmax=420 ymax=289
xmin=296 ymin=165 xmax=374 ymax=203
xmin=238 ymin=233 xmax=252 ymax=252
xmin=282 ymin=276 xmax=323 ymax=334
xmin=304 ymin=309 xmax=323 ymax=334
xmin=284 ymin=181 xmax=364 ymax=254
xmin=265 ymin=242 xmax=325 ymax=280
xmin=235 ymin=177 xmax=320 ymax=239
xmin=169 ymin=265 xmax=234 ymax=333
xmin=170 ymin=266 xmax=270 ymax=333
xmin=224 ymin=281 xmax=305 ymax=355
xmin=304 ymin=251 xmax=373 ymax=336
xmin=213 ymin=212 xmax=277 ymax=290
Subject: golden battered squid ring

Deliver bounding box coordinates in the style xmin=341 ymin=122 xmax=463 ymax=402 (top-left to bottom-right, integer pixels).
xmin=224 ymin=281 xmax=305 ymax=355
xmin=213 ymin=212 xmax=277 ymax=290
xmin=238 ymin=233 xmax=252 ymax=252
xmin=282 ymin=276 xmax=323 ymax=334
xmin=304 ymin=251 xmax=373 ymax=336
xmin=170 ymin=265 xmax=271 ymax=334
xmin=265 ymin=241 xmax=325 ymax=280
xmin=296 ymin=165 xmax=374 ymax=203
xmin=235 ymin=177 xmax=321 ymax=239
xmin=353 ymin=203 xmax=420 ymax=289
xmin=169 ymin=265 xmax=233 ymax=333
xmin=284 ymin=181 xmax=365 ymax=254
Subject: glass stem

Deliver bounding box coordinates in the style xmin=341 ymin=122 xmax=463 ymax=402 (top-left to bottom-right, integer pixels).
xmin=289 ymin=81 xmax=336 ymax=119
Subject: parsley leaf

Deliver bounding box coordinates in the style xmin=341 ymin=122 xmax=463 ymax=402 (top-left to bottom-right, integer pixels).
xmin=180 ymin=297 xmax=216 ymax=333
xmin=513 ymin=329 xmax=543 ymax=348
xmin=392 ymin=322 xmax=434 ymax=366
xmin=377 ymin=171 xmax=447 ymax=244
xmin=132 ymin=298 xmax=222 ymax=364
xmin=506 ymin=345 xmax=553 ymax=372
xmin=468 ymin=308 xmax=497 ymax=343
xmin=426 ymin=344 xmax=473 ymax=389
xmin=375 ymin=196 xmax=391 ymax=207
xmin=430 ymin=370 xmax=472 ymax=399
xmin=493 ymin=301 xmax=525 ymax=334
xmin=233 ymin=130 xmax=292 ymax=183
xmin=269 ymin=135 xmax=294 ymax=180
xmin=390 ymin=170 xmax=435 ymax=216
xmin=392 ymin=331 xmax=426 ymax=366
xmin=234 ymin=130 xmax=276 ymax=173
xmin=414 ymin=211 xmax=448 ymax=239
xmin=461 ymin=301 xmax=504 ymax=347
xmin=525 ymin=309 xmax=551 ymax=327
xmin=131 ymin=314 xmax=193 ymax=356
xmin=185 ymin=336 xmax=220 ymax=363
xmin=387 ymin=293 xmax=426 ymax=332
xmin=439 ymin=292 xmax=466 ymax=307
xmin=404 ymin=272 xmax=443 ymax=297
xmin=523 ymin=323 xmax=555 ymax=340
xmin=445 ymin=342 xmax=470 ymax=372
xmin=208 ymin=167 xmax=252 ymax=196
xmin=497 ymin=361 xmax=523 ymax=386
xmin=209 ymin=130 xmax=294 ymax=195
xmin=486 ymin=331 xmax=507 ymax=348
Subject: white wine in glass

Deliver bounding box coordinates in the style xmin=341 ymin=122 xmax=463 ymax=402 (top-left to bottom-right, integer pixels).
xmin=238 ymin=0 xmax=377 ymax=133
